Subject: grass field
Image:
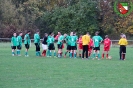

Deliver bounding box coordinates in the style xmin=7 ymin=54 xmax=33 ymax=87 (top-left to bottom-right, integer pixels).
xmin=0 ymin=43 xmax=133 ymax=88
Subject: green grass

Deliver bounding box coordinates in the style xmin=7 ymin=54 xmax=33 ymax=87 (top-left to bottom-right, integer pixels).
xmin=0 ymin=43 xmax=133 ymax=88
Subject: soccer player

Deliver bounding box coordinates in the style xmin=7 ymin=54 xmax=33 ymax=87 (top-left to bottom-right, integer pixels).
xmin=118 ymin=34 xmax=128 ymax=60
xmin=42 ymin=33 xmax=48 ymax=57
xmin=70 ymin=32 xmax=77 ymax=58
xmin=64 ymin=34 xmax=71 ymax=58
xmin=47 ymin=32 xmax=56 ymax=57
xmin=88 ymin=35 xmax=93 ymax=57
xmin=102 ymin=35 xmax=111 ymax=59
xmin=11 ymin=32 xmax=17 ymax=56
xmin=24 ymin=31 xmax=31 ymax=57
xmin=82 ymin=32 xmax=90 ymax=59
xmin=57 ymin=32 xmax=64 ymax=58
xmin=92 ymin=32 xmax=103 ymax=60
xmin=78 ymin=35 xmax=83 ymax=58
xmin=34 ymin=30 xmax=41 ymax=56
xmin=16 ymin=32 xmax=23 ymax=56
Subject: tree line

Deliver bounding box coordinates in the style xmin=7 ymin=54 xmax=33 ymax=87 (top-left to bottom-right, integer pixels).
xmin=0 ymin=0 xmax=133 ymax=39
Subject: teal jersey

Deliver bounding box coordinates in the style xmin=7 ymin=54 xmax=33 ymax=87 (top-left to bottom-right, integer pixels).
xmin=65 ymin=36 xmax=71 ymax=45
xmin=70 ymin=35 xmax=77 ymax=46
xmin=47 ymin=36 xmax=55 ymax=44
xmin=92 ymin=36 xmax=103 ymax=47
xmin=11 ymin=36 xmax=17 ymax=46
xmin=24 ymin=34 xmax=30 ymax=44
xmin=34 ymin=33 xmax=40 ymax=44
xmin=17 ymin=36 xmax=22 ymax=46
xmin=57 ymin=35 xmax=64 ymax=44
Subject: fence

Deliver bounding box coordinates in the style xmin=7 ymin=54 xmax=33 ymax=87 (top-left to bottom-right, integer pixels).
xmin=0 ymin=38 xmax=133 ymax=47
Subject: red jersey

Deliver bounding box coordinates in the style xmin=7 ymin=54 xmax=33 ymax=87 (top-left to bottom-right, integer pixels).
xmin=78 ymin=37 xmax=82 ymax=44
xmin=89 ymin=38 xmax=93 ymax=47
xmin=55 ymin=35 xmax=60 ymax=40
xmin=104 ymin=38 xmax=111 ymax=47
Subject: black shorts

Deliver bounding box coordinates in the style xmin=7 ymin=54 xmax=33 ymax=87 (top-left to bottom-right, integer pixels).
xmin=120 ymin=45 xmax=126 ymax=53
xmin=58 ymin=44 xmax=63 ymax=49
xmin=93 ymin=47 xmax=100 ymax=50
xmin=25 ymin=44 xmax=30 ymax=49
xmin=17 ymin=45 xmax=22 ymax=50
xmin=48 ymin=43 xmax=55 ymax=50
xmin=11 ymin=46 xmax=16 ymax=49
xmin=71 ymin=46 xmax=76 ymax=50
xmin=67 ymin=45 xmax=71 ymax=50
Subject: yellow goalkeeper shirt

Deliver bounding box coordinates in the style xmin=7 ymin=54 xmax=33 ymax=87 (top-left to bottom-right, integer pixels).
xmin=82 ymin=35 xmax=90 ymax=45
xmin=118 ymin=38 xmax=128 ymax=46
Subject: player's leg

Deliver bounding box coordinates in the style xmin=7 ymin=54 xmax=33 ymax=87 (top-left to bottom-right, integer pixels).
xmin=37 ymin=43 xmax=41 ymax=56
xmin=106 ymin=51 xmax=109 ymax=59
xmin=122 ymin=46 xmax=126 ymax=60
xmin=82 ymin=45 xmax=85 ymax=59
xmin=119 ymin=46 xmax=122 ymax=60
xmin=12 ymin=46 xmax=15 ymax=56
xmin=25 ymin=44 xmax=29 ymax=57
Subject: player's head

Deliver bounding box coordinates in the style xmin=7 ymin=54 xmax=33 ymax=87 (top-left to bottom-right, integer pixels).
xmin=27 ymin=31 xmax=31 ymax=34
xmin=86 ymin=32 xmax=89 ymax=35
xmin=36 ymin=29 xmax=40 ymax=34
xmin=80 ymin=35 xmax=82 ymax=38
xmin=105 ymin=35 xmax=108 ymax=38
xmin=95 ymin=32 xmax=99 ymax=36
xmin=58 ymin=32 xmax=61 ymax=35
xmin=13 ymin=32 xmax=17 ymax=37
xmin=44 ymin=33 xmax=48 ymax=37
xmin=122 ymin=34 xmax=126 ymax=38
xmin=120 ymin=33 xmax=124 ymax=38
xmin=51 ymin=33 xmax=54 ymax=36
xmin=19 ymin=32 xmax=23 ymax=36
xmin=49 ymin=32 xmax=52 ymax=36
xmin=73 ymin=32 xmax=76 ymax=36
xmin=64 ymin=33 xmax=67 ymax=37
xmin=70 ymin=32 xmax=73 ymax=36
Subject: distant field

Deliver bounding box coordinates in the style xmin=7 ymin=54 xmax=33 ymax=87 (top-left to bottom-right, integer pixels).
xmin=0 ymin=43 xmax=133 ymax=88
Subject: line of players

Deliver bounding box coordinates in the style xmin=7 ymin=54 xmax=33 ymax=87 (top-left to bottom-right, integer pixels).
xmin=11 ymin=30 xmax=128 ymax=60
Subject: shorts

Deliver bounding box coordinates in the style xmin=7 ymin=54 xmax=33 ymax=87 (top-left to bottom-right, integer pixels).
xmin=120 ymin=45 xmax=126 ymax=53
xmin=67 ymin=45 xmax=71 ymax=50
xmin=48 ymin=43 xmax=55 ymax=50
xmin=17 ymin=45 xmax=22 ymax=50
xmin=93 ymin=47 xmax=100 ymax=50
xmin=11 ymin=46 xmax=16 ymax=49
xmin=104 ymin=46 xmax=110 ymax=51
xmin=78 ymin=44 xmax=83 ymax=49
xmin=42 ymin=44 xmax=48 ymax=50
xmin=25 ymin=44 xmax=30 ymax=49
xmin=58 ymin=44 xmax=63 ymax=49
xmin=71 ymin=46 xmax=76 ymax=50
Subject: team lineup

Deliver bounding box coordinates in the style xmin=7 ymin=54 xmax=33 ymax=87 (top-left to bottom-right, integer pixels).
xmin=11 ymin=30 xmax=128 ymax=60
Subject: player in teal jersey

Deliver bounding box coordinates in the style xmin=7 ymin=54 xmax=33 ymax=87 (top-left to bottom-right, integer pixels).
xmin=34 ymin=30 xmax=41 ymax=56
xmin=57 ymin=33 xmax=65 ymax=58
xmin=92 ymin=32 xmax=103 ymax=60
xmin=11 ymin=32 xmax=17 ymax=56
xmin=16 ymin=32 xmax=23 ymax=56
xmin=70 ymin=32 xmax=77 ymax=58
xmin=47 ymin=32 xmax=56 ymax=57
xmin=24 ymin=31 xmax=31 ymax=57
xmin=64 ymin=33 xmax=71 ymax=57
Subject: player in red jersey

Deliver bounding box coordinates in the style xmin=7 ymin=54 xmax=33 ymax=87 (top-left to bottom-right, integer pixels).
xmin=88 ymin=35 xmax=93 ymax=57
xmin=102 ymin=35 xmax=111 ymax=59
xmin=78 ymin=35 xmax=82 ymax=57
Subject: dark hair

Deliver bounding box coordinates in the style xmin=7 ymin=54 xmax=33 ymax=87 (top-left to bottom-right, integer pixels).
xmin=27 ymin=31 xmax=31 ymax=33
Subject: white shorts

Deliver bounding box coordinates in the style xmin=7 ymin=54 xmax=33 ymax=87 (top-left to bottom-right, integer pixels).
xmin=42 ymin=44 xmax=48 ymax=50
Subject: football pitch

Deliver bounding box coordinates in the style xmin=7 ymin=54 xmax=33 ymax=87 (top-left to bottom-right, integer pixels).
xmin=0 ymin=43 xmax=133 ymax=88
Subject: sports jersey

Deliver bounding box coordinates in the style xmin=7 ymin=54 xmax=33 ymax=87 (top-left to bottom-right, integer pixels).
xmin=34 ymin=33 xmax=40 ymax=44
xmin=57 ymin=35 xmax=64 ymax=44
xmin=65 ymin=35 xmax=71 ymax=45
xmin=11 ymin=36 xmax=17 ymax=46
xmin=104 ymin=38 xmax=111 ymax=47
xmin=24 ymin=34 xmax=30 ymax=45
xmin=42 ymin=36 xmax=48 ymax=44
xmin=47 ymin=36 xmax=55 ymax=44
xmin=17 ymin=36 xmax=22 ymax=46
xmin=82 ymin=35 xmax=90 ymax=45
xmin=118 ymin=38 xmax=128 ymax=45
xmin=78 ymin=37 xmax=82 ymax=44
xmin=88 ymin=38 xmax=93 ymax=47
xmin=70 ymin=35 xmax=77 ymax=46
xmin=92 ymin=36 xmax=103 ymax=47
